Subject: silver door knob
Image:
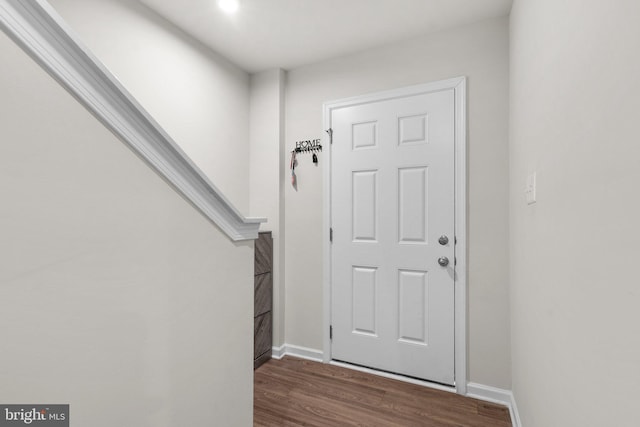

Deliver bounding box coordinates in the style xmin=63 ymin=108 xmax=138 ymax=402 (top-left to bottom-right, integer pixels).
xmin=438 ymin=235 xmax=449 ymax=245
xmin=438 ymin=257 xmax=450 ymax=267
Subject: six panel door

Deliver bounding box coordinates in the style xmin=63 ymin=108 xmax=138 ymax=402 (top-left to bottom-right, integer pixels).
xmin=330 ymin=88 xmax=456 ymax=385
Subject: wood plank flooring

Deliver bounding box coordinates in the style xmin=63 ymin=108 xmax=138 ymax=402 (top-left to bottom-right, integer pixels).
xmin=254 ymin=357 xmax=511 ymax=426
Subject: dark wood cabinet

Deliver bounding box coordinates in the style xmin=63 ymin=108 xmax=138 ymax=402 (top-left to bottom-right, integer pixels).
xmin=254 ymin=232 xmax=272 ymax=369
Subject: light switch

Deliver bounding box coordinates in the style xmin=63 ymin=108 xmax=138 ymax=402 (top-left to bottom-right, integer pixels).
xmin=526 ymin=172 xmax=537 ymax=205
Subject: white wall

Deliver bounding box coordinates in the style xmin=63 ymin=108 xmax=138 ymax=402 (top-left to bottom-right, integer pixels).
xmin=48 ymin=0 xmax=251 ymax=212
xmin=46 ymin=0 xmax=511 ymax=391
xmin=249 ymin=69 xmax=286 ymax=347
xmin=284 ymin=16 xmax=511 ymax=389
xmin=510 ymin=0 xmax=640 ymax=425
xmin=0 ymin=30 xmax=254 ymax=426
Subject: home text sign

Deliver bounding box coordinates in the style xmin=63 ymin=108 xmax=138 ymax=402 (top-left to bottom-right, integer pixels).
xmin=295 ymin=139 xmax=322 ymax=152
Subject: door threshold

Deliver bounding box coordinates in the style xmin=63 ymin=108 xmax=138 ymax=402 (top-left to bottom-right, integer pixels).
xmin=329 ymin=359 xmax=456 ymax=394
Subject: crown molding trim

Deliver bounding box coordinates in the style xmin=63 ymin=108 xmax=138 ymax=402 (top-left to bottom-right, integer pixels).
xmin=0 ymin=0 xmax=265 ymax=241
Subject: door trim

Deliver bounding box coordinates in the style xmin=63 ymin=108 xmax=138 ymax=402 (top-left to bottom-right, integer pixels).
xmin=322 ymin=77 xmax=467 ymax=395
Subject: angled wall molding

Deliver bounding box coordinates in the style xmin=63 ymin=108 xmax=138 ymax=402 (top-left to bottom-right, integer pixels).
xmin=0 ymin=0 xmax=264 ymax=241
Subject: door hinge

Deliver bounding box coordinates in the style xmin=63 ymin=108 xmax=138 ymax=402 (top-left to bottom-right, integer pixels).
xmin=330 ymin=227 xmax=333 ymax=242
xmin=330 ymin=325 xmax=333 ymax=340
xmin=325 ymin=128 xmax=333 ymax=144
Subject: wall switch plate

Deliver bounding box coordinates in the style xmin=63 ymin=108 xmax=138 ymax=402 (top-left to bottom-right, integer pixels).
xmin=526 ymin=172 xmax=537 ymax=205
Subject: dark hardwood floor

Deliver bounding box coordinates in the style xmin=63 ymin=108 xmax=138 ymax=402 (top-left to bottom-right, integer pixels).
xmin=254 ymin=357 xmax=511 ymax=426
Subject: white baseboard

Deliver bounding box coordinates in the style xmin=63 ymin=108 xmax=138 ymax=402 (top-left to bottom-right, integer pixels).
xmin=509 ymin=392 xmax=522 ymax=427
xmin=271 ymin=344 xmax=286 ymax=359
xmin=271 ymin=344 xmax=323 ymax=362
xmin=467 ymin=382 xmax=521 ymax=427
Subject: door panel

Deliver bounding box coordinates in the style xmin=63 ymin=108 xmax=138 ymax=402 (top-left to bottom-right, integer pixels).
xmin=352 ymin=170 xmax=378 ymax=242
xmin=398 ymin=269 xmax=429 ymax=346
xmin=330 ymin=88 xmax=455 ymax=385
xmin=352 ymin=266 xmax=377 ymax=336
xmin=398 ymin=166 xmax=428 ymax=244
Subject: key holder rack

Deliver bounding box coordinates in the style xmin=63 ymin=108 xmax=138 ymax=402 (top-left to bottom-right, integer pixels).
xmin=293 ymin=139 xmax=323 ymax=154
xmin=291 ymin=138 xmax=323 ymax=171
xmin=290 ymin=138 xmax=322 ymax=188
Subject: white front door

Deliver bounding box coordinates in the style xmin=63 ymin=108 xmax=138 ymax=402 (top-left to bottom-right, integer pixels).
xmin=328 ymin=82 xmax=458 ymax=385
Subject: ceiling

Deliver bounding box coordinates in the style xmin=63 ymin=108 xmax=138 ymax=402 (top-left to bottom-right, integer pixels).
xmin=137 ymin=0 xmax=512 ymax=73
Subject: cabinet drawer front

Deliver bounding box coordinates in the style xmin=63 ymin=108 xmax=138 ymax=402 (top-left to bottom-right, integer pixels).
xmin=254 ymin=311 xmax=272 ymax=359
xmin=255 ymin=272 xmax=272 ymax=317
xmin=255 ymin=232 xmax=273 ymax=275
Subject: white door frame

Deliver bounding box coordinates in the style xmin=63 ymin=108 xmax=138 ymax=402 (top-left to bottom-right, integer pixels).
xmin=322 ymin=77 xmax=467 ymax=395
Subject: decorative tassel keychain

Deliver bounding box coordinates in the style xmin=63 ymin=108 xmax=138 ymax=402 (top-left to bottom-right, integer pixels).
xmin=290 ymin=150 xmax=297 ymax=186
